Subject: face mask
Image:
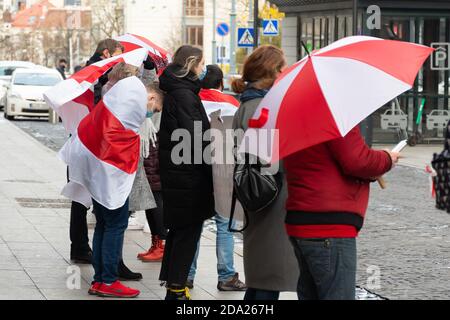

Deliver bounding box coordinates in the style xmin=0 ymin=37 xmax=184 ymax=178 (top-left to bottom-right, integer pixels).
xmin=146 ymin=111 xmax=154 ymax=118
xmin=198 ymin=66 xmax=207 ymax=81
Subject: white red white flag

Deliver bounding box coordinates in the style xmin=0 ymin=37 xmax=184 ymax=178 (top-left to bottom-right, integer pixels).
xmin=59 ymin=76 xmax=147 ymax=209
xmin=199 ymin=88 xmax=239 ymax=119
xmin=44 ymin=48 xmax=148 ymax=135
xmin=115 ymin=33 xmax=171 ymax=75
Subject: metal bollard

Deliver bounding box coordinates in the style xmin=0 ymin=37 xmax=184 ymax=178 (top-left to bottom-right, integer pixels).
xmin=48 ymin=108 xmax=58 ymax=124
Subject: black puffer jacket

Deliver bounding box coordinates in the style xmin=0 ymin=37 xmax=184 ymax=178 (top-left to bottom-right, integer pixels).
xmin=158 ymin=64 xmax=215 ymax=229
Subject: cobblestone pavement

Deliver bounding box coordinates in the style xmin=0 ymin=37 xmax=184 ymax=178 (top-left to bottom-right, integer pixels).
xmin=359 ymin=166 xmax=450 ymax=300
xmin=6 ymin=115 xmax=450 ymax=300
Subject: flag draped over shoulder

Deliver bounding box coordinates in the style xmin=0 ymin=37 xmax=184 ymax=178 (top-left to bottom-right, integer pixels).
xmin=43 ymin=48 xmax=148 ymax=135
xmin=199 ymin=89 xmax=239 ymax=119
xmin=59 ymin=76 xmax=147 ymax=210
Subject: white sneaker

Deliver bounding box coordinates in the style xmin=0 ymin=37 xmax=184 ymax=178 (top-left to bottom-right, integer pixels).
xmin=127 ymin=215 xmax=144 ymax=230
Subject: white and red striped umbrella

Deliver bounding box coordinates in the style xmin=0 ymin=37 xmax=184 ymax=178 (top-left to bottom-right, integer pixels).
xmin=59 ymin=76 xmax=147 ymax=210
xmin=200 ymin=88 xmax=239 ymax=118
xmin=241 ymin=36 xmax=434 ymax=163
xmin=44 ymin=48 xmax=148 ymax=135
xmin=115 ymin=33 xmax=171 ymax=75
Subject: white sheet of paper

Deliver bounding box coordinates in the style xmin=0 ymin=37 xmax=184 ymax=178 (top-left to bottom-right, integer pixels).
xmin=392 ymin=139 xmax=408 ymax=153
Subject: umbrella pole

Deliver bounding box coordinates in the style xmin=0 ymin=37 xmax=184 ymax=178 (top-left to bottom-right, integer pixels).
xmin=377 ymin=177 xmax=386 ymax=189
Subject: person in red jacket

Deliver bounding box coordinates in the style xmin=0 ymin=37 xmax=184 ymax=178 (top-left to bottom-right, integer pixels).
xmin=283 ymin=126 xmax=400 ymax=300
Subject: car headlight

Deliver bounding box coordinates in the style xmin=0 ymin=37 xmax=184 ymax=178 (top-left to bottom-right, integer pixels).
xmin=9 ymin=93 xmax=22 ymax=99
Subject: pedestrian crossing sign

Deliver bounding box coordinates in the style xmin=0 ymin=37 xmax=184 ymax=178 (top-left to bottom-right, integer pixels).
xmin=237 ymin=28 xmax=254 ymax=47
xmin=262 ymin=19 xmax=279 ymax=36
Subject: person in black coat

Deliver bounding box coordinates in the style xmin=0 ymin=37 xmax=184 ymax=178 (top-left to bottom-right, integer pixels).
xmin=158 ymin=45 xmax=215 ymax=300
xmin=56 ymin=59 xmax=67 ymax=80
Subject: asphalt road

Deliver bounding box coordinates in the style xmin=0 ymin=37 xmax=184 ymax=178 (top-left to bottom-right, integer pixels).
xmin=1 ymin=112 xmax=67 ymax=152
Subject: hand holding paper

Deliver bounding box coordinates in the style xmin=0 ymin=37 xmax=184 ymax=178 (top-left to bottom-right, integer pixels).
xmin=377 ymin=140 xmax=406 ymax=189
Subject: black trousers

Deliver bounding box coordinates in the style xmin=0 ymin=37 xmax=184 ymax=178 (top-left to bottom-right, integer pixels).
xmin=159 ymin=222 xmax=203 ymax=286
xmin=145 ymin=191 xmax=167 ymax=239
xmin=70 ymin=200 xmax=91 ymax=255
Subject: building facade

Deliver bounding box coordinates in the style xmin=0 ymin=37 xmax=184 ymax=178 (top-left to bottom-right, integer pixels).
xmin=274 ymin=0 xmax=450 ymax=144
xmin=123 ymin=0 xmax=245 ymax=67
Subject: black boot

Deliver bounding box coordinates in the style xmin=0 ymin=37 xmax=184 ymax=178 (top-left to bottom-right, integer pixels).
xmin=118 ymin=259 xmax=143 ymax=281
xmin=165 ymin=285 xmax=191 ymax=300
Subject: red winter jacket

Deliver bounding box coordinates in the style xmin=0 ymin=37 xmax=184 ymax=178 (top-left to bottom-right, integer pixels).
xmin=283 ymin=126 xmax=392 ymax=237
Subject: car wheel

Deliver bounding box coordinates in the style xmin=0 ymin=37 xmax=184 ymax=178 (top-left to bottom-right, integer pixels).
xmin=4 ymin=108 xmax=14 ymax=121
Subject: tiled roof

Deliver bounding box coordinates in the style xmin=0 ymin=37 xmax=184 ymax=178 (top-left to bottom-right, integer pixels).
xmin=11 ymin=0 xmax=55 ymax=28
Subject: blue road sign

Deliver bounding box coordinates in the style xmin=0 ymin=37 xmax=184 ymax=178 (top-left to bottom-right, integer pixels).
xmin=217 ymin=22 xmax=230 ymax=37
xmin=237 ymin=28 xmax=254 ymax=47
xmin=262 ymin=19 xmax=279 ymax=36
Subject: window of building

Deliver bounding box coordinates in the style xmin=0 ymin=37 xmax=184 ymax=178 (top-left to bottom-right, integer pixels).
xmin=186 ymin=26 xmax=203 ymax=46
xmin=64 ymin=0 xmax=81 ymax=6
xmin=185 ymin=0 xmax=204 ymax=17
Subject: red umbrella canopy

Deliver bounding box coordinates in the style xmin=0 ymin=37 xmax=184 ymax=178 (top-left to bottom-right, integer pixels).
xmin=115 ymin=33 xmax=172 ymax=75
xmin=240 ymin=36 xmax=434 ymax=163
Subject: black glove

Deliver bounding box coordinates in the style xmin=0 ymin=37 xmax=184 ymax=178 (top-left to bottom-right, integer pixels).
xmin=143 ymin=56 xmax=156 ymax=70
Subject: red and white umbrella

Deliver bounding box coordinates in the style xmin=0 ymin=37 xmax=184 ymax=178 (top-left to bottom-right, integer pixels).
xmin=115 ymin=33 xmax=171 ymax=75
xmin=241 ymin=36 xmax=434 ymax=163
xmin=44 ymin=48 xmax=148 ymax=135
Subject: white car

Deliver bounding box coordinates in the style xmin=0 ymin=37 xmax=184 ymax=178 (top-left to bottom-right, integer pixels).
xmin=0 ymin=61 xmax=36 ymax=108
xmin=4 ymin=68 xmax=63 ymax=120
xmin=426 ymin=109 xmax=450 ymax=130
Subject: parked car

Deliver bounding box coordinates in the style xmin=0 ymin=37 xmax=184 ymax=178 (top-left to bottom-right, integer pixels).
xmin=0 ymin=61 xmax=36 ymax=108
xmin=426 ymin=109 xmax=450 ymax=130
xmin=4 ymin=68 xmax=63 ymax=120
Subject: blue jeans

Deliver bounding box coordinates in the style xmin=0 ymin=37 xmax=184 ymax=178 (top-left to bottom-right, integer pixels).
xmin=188 ymin=214 xmax=236 ymax=282
xmin=289 ymin=237 xmax=357 ymax=300
xmin=92 ymin=199 xmax=129 ymax=284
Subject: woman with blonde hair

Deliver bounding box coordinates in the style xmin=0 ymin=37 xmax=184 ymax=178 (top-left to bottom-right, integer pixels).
xmin=232 ymin=45 xmax=299 ymax=300
xmin=158 ymin=45 xmax=215 ymax=300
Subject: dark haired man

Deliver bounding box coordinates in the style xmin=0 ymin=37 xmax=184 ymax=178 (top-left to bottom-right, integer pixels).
xmin=56 ymin=59 xmax=67 ymax=80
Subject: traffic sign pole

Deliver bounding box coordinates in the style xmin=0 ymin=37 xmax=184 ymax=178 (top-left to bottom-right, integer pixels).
xmin=212 ymin=0 xmax=217 ymax=64
xmin=253 ymin=0 xmax=259 ymax=49
xmin=230 ymin=0 xmax=237 ymax=74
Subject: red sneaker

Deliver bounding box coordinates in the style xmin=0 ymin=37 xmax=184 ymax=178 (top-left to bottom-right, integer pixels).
xmin=97 ymin=281 xmax=140 ymax=298
xmin=88 ymin=282 xmax=102 ymax=295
